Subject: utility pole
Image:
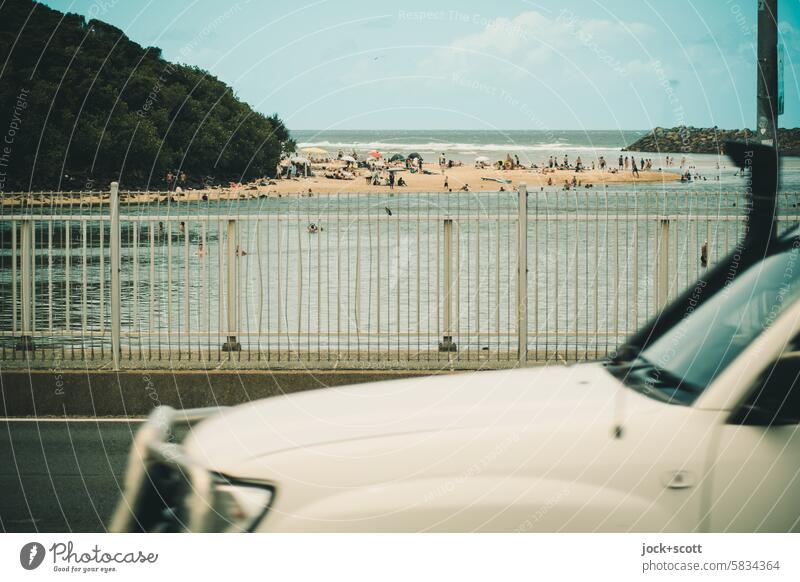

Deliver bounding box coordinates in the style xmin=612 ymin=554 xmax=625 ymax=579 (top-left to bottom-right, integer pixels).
xmin=756 ymin=0 xmax=779 ymax=147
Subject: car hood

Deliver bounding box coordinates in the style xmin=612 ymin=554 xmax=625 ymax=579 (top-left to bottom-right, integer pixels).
xmin=182 ymin=364 xmax=658 ymax=471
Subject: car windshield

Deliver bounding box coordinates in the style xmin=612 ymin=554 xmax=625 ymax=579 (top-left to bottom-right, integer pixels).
xmin=614 ymin=237 xmax=800 ymax=405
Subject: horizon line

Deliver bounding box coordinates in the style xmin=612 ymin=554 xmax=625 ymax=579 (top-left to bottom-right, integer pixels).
xmin=287 ymin=126 xmax=790 ymax=132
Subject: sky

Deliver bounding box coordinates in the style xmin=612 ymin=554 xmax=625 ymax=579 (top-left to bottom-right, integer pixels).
xmin=41 ymin=0 xmax=800 ymax=131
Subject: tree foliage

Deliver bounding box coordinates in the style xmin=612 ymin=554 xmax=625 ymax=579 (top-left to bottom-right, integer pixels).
xmin=0 ymin=0 xmax=293 ymax=192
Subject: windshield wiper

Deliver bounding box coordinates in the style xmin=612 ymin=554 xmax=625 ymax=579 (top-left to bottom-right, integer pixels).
xmin=608 ymin=355 xmax=700 ymax=403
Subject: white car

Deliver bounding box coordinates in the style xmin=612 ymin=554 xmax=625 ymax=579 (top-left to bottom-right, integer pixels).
xmin=111 ymin=147 xmax=800 ymax=533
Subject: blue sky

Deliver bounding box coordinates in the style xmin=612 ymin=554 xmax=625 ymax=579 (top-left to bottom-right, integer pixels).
xmin=42 ymin=0 xmax=799 ymax=131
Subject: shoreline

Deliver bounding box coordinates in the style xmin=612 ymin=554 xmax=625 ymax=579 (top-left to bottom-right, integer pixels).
xmin=2 ymin=163 xmax=680 ymax=206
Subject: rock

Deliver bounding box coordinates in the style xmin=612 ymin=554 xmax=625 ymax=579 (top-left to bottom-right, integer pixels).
xmin=624 ymin=126 xmax=800 ymax=157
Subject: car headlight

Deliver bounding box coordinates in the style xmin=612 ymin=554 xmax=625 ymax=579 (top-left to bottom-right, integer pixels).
xmin=206 ymin=477 xmax=275 ymax=533
xmin=110 ymin=407 xmax=277 ymax=534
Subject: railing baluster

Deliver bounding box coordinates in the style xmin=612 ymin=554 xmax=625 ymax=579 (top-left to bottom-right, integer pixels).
xmin=48 ymin=220 xmax=53 ymax=334
xmin=517 ymin=184 xmax=528 ymax=364
xmin=17 ymin=219 xmax=34 ymax=351
xmin=222 ymin=219 xmax=240 ymax=352
xmin=110 ymin=181 xmax=120 ymax=369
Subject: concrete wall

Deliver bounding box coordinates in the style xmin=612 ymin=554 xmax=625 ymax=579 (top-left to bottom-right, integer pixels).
xmin=1 ymin=369 xmax=449 ymax=417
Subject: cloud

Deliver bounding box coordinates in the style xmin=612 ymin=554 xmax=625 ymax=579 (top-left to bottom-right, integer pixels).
xmin=421 ymin=9 xmax=655 ymax=80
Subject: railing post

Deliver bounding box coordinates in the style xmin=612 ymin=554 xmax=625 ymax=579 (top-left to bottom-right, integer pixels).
xmin=16 ymin=218 xmax=35 ymax=351
xmin=657 ymin=218 xmax=670 ymax=310
xmin=438 ymin=218 xmax=457 ymax=352
xmin=110 ymin=181 xmax=121 ymax=369
xmin=517 ymin=183 xmax=528 ymax=364
xmin=222 ymin=219 xmax=241 ymax=352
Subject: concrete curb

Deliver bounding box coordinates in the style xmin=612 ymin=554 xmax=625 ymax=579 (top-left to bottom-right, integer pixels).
xmin=0 ymin=369 xmax=449 ymax=417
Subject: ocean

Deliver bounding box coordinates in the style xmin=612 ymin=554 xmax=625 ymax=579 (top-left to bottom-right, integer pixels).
xmin=293 ymin=129 xmax=642 ymax=155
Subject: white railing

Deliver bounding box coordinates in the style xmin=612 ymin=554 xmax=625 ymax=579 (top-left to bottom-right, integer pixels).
xmin=2 ymin=185 xmax=799 ymax=369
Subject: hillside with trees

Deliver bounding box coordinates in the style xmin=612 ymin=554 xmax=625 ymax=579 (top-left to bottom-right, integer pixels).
xmin=0 ymin=0 xmax=293 ymax=192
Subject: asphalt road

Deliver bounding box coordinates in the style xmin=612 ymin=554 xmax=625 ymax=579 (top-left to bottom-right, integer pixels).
xmin=0 ymin=419 xmax=142 ymax=533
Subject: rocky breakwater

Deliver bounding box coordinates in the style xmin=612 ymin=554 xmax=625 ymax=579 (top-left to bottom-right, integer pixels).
xmin=625 ymin=126 xmax=800 ymax=157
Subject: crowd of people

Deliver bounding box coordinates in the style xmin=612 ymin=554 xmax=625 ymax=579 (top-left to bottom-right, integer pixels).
xmin=267 ymin=145 xmax=719 ymax=195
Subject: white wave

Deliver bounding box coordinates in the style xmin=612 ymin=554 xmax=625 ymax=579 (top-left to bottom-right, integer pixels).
xmin=296 ymin=140 xmax=624 ymax=153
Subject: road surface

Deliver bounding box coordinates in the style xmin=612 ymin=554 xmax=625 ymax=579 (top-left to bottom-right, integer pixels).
xmin=0 ymin=419 xmax=142 ymax=532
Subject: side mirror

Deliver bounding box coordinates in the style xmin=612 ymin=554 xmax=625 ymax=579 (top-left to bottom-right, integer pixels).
xmin=729 ymin=355 xmax=800 ymax=427
xmin=729 ymin=402 xmax=798 ymax=427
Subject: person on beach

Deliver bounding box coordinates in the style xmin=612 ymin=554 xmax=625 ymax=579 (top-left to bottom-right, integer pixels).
xmin=631 ymin=158 xmax=639 ymax=177
xmin=444 ymin=175 xmax=449 ymax=189
xmin=196 ymin=243 xmax=206 ymax=258
xmin=439 ymin=153 xmax=446 ymax=173
xmin=618 ymin=155 xmax=623 ymax=169
xmin=548 ymin=156 xmax=554 ymax=168
xmin=514 ymin=154 xmax=520 ymax=168
xmin=388 ymin=170 xmax=395 ymax=190
xmin=575 ymin=156 xmax=583 ymax=171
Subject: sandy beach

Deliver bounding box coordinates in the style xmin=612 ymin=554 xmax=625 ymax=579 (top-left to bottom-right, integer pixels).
xmin=2 ymin=162 xmax=680 ymax=206
xmin=257 ymin=161 xmax=679 ymax=195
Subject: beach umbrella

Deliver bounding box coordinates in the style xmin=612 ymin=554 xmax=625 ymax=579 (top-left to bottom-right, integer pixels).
xmin=301 ymin=147 xmax=327 ymax=155
xmin=290 ymin=156 xmax=310 ymax=164
xmin=389 ymin=153 xmax=406 ymax=162
xmin=368 ymin=150 xmax=381 ymax=159
xmin=475 ymin=155 xmax=490 ymax=163
xmin=341 ymin=155 xmax=356 ymax=163
xmin=407 ymin=152 xmax=421 ymax=160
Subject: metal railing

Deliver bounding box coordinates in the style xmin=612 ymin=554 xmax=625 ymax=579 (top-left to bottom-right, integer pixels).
xmin=2 ymin=185 xmax=799 ymax=369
